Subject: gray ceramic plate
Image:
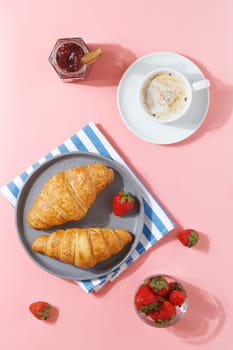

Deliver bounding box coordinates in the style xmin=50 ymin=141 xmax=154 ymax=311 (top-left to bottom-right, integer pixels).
xmin=15 ymin=152 xmax=144 ymax=280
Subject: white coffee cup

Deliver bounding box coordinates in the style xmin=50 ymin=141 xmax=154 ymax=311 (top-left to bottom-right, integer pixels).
xmin=138 ymin=68 xmax=210 ymax=123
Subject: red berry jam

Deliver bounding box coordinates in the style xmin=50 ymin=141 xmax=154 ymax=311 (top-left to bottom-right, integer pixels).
xmin=49 ymin=38 xmax=90 ymax=81
xmin=56 ymin=43 xmax=85 ymax=72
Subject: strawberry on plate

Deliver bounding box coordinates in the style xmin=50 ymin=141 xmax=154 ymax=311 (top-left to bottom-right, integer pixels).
xmin=112 ymin=191 xmax=135 ymax=216
xmin=178 ymin=229 xmax=199 ymax=247
xmin=29 ymin=301 xmax=51 ymax=320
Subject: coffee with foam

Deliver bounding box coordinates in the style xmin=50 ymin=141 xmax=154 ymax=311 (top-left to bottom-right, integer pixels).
xmin=141 ymin=71 xmax=189 ymax=120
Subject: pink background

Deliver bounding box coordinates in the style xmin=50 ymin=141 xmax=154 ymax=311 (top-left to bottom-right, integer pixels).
xmin=0 ymin=0 xmax=232 ymax=349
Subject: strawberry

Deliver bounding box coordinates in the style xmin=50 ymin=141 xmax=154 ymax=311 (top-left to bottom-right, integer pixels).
xmin=169 ymin=281 xmax=184 ymax=292
xmin=135 ymin=285 xmax=160 ymax=315
xmin=112 ymin=191 xmax=135 ymax=216
xmin=156 ymin=300 xmax=176 ymax=323
xmin=169 ymin=290 xmax=186 ymax=306
xmin=150 ymin=300 xmax=176 ymax=324
xmin=178 ymin=229 xmax=199 ymax=247
xmin=29 ymin=301 xmax=51 ymax=320
xmin=148 ymin=276 xmax=170 ymax=297
xmin=149 ymin=309 xmax=160 ymax=321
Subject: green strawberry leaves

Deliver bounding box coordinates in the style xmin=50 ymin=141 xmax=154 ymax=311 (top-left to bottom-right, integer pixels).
xmin=150 ymin=276 xmax=168 ymax=291
xmin=188 ymin=231 xmax=199 ymax=247
xmin=118 ymin=191 xmax=134 ymax=203
xmin=140 ymin=301 xmax=161 ymax=315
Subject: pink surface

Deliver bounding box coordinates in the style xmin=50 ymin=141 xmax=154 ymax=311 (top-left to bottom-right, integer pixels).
xmin=0 ymin=0 xmax=232 ymax=349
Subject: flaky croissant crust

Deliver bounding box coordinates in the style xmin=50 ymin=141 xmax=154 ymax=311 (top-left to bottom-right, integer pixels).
xmin=27 ymin=163 xmax=114 ymax=229
xmin=32 ymin=228 xmax=133 ymax=268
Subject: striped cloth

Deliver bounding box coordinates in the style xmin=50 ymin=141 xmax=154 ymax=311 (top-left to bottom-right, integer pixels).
xmin=0 ymin=122 xmax=175 ymax=293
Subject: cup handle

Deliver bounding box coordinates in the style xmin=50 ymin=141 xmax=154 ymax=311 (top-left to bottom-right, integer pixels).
xmin=192 ymin=79 xmax=210 ymax=91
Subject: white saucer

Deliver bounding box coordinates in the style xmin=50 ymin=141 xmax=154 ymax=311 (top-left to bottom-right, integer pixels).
xmin=117 ymin=52 xmax=210 ymax=144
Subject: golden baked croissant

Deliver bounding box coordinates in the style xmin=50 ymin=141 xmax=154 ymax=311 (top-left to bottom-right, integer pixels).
xmin=27 ymin=163 xmax=114 ymax=229
xmin=32 ymin=228 xmax=133 ymax=268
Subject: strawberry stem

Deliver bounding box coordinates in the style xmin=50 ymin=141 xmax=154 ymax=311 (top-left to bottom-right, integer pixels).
xmin=188 ymin=231 xmax=199 ymax=247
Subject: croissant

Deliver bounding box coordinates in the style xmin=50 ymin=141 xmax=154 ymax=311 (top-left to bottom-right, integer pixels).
xmin=32 ymin=228 xmax=133 ymax=268
xmin=27 ymin=163 xmax=114 ymax=229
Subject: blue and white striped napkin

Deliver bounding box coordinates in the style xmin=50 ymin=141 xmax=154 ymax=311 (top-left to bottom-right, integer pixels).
xmin=0 ymin=122 xmax=175 ymax=293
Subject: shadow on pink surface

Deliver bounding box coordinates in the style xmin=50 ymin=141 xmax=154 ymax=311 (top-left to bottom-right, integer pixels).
xmin=168 ymin=280 xmax=225 ymax=344
xmin=193 ymin=230 xmax=210 ymax=254
xmin=45 ymin=305 xmax=59 ymax=324
xmin=175 ymin=54 xmax=233 ymax=145
xmin=79 ymin=43 xmax=137 ymax=86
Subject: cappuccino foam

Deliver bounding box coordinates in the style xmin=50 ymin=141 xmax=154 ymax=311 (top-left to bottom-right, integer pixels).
xmin=141 ymin=72 xmax=189 ymax=120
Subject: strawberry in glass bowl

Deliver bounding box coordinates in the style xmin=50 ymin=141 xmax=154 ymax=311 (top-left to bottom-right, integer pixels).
xmin=134 ymin=274 xmax=188 ymax=327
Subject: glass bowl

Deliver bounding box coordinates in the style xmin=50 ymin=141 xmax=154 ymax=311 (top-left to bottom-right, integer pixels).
xmin=134 ymin=274 xmax=188 ymax=328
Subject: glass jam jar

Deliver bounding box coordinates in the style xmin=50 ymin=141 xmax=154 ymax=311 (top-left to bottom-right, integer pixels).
xmin=49 ymin=37 xmax=90 ymax=82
